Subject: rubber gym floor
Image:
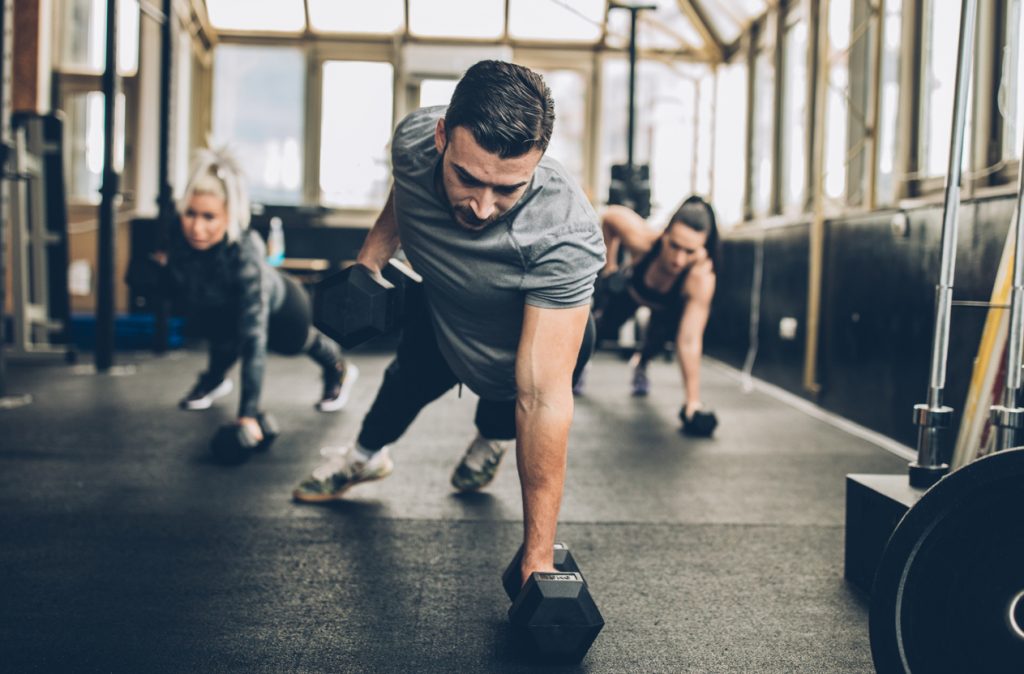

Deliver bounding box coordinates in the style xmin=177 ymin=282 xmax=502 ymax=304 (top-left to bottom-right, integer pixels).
xmin=0 ymin=349 xmax=906 ymax=673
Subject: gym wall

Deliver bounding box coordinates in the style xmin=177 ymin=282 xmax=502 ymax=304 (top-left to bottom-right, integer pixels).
xmin=706 ymin=192 xmax=1014 ymax=452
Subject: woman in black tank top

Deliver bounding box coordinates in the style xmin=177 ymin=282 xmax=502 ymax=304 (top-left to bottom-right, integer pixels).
xmin=588 ymin=196 xmax=719 ymax=430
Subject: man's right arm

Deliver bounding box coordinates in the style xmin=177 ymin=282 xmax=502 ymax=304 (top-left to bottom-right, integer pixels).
xmin=356 ymin=187 xmax=400 ymax=273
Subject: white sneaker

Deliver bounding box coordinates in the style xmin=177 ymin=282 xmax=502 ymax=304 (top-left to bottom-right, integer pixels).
xmin=450 ymin=433 xmax=512 ymax=492
xmin=316 ymin=362 xmax=359 ymax=412
xmin=179 ymin=377 xmax=233 ymax=410
xmin=292 ymin=444 xmax=393 ymax=503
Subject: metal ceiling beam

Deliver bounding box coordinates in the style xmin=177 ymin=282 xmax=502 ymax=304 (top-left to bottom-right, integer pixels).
xmin=677 ymin=0 xmax=724 ymax=61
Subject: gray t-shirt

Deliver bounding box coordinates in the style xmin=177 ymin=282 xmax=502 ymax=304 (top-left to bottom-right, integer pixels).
xmin=391 ymin=106 xmax=605 ymax=400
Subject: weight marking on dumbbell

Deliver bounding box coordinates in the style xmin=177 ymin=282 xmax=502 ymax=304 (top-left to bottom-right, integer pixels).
xmin=1008 ymin=589 xmax=1024 ymax=641
xmin=539 ymin=573 xmax=578 ymax=581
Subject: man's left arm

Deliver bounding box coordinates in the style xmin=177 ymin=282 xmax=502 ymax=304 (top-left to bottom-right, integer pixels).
xmin=514 ymin=303 xmax=591 ymax=585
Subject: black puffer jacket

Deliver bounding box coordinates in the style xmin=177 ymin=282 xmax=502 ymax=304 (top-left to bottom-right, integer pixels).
xmin=166 ymin=229 xmax=285 ymax=418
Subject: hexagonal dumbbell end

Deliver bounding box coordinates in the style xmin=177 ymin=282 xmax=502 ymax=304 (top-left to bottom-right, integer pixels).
xmin=508 ymin=571 xmax=604 ymax=664
xmin=502 ymin=542 xmax=582 ymax=601
xmin=313 ymin=264 xmax=391 ymax=349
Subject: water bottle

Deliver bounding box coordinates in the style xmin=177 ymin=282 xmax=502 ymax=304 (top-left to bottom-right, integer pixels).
xmin=267 ymin=216 xmax=285 ymax=267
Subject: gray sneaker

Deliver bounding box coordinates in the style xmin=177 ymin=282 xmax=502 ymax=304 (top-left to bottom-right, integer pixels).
xmin=292 ymin=445 xmax=394 ymax=503
xmin=450 ymin=433 xmax=511 ymax=492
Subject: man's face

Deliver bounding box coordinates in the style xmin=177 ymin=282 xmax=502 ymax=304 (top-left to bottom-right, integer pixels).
xmin=434 ymin=120 xmax=542 ymax=231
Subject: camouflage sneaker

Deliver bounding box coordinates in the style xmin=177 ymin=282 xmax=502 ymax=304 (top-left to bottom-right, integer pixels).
xmin=292 ymin=445 xmax=393 ymax=503
xmin=450 ymin=433 xmax=511 ymax=492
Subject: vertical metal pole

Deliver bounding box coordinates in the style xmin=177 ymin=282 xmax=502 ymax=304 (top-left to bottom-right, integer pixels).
xmin=626 ymin=7 xmax=638 ymax=169
xmin=154 ymin=0 xmax=173 ymax=353
xmin=0 ymin=0 xmax=10 ymax=395
xmin=991 ymin=129 xmax=1024 ymax=451
xmin=910 ymin=0 xmax=978 ymax=487
xmin=96 ymin=0 xmax=121 ymax=371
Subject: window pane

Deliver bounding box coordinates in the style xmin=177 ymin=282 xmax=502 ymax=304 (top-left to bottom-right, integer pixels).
xmin=712 ymin=61 xmax=747 ymax=227
xmin=600 ymin=58 xmax=699 ymax=227
xmin=65 ymin=91 xmax=125 ymax=201
xmin=57 ymin=0 xmax=139 ymax=75
xmin=509 ymin=0 xmax=603 ymax=42
xmin=695 ymin=71 xmax=714 ymax=197
xmin=920 ymin=0 xmax=969 ymax=178
xmin=419 ymin=79 xmax=458 ymax=108
xmin=408 ymin=0 xmax=504 ymax=39
xmin=876 ymin=0 xmax=903 ymax=205
xmin=212 ymin=45 xmax=305 ymax=205
xmin=1002 ymin=0 xmax=1024 ymax=158
xmin=751 ymin=46 xmax=775 ymax=216
xmin=320 ymin=61 xmax=394 ymax=209
xmin=307 ymin=0 xmax=404 ymax=34
xmin=824 ymin=0 xmax=851 ymax=202
xmin=605 ymin=2 xmax=702 ymax=51
xmin=535 ymin=69 xmax=587 ymax=187
xmin=205 ymin=0 xmax=305 ymax=33
xmin=173 ymin=26 xmax=193 ymax=199
xmin=781 ymin=19 xmax=808 ymax=212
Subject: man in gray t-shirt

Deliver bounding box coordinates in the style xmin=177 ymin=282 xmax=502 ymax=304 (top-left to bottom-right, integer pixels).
xmin=294 ymin=60 xmax=605 ymax=588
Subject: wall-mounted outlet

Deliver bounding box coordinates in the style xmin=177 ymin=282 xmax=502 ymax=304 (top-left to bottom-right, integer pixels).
xmin=779 ymin=317 xmax=798 ymax=340
xmin=891 ymin=212 xmax=910 ymax=238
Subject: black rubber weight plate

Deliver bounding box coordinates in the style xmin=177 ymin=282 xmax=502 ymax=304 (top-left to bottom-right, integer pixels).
xmin=869 ymin=448 xmax=1024 ymax=674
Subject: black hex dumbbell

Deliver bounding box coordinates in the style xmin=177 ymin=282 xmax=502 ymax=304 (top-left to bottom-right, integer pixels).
xmin=504 ymin=543 xmax=604 ymax=664
xmin=313 ymin=258 xmax=422 ymax=349
xmin=680 ymin=407 xmax=718 ymax=437
xmin=502 ymin=542 xmax=583 ymax=601
xmin=210 ymin=412 xmax=279 ymax=466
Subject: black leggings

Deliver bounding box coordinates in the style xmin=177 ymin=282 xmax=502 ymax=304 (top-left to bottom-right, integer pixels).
xmin=357 ymin=286 xmax=594 ymax=449
xmin=595 ymin=288 xmax=681 ymax=367
xmin=205 ymin=273 xmax=341 ymax=383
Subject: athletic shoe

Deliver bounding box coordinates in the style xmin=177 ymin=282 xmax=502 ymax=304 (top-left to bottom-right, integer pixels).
xmin=450 ymin=433 xmax=512 ymax=492
xmin=572 ymin=363 xmax=588 ymax=396
xmin=179 ymin=376 xmax=233 ymax=410
xmin=292 ymin=445 xmax=394 ymax=503
xmin=316 ymin=361 xmax=359 ymax=412
xmin=631 ymin=365 xmax=650 ymax=397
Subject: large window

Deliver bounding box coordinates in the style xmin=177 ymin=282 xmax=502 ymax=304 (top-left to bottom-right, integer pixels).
xmin=408 ymin=0 xmax=504 ymax=39
xmin=64 ymin=91 xmax=125 ymax=202
xmin=919 ymin=0 xmax=970 ymax=179
xmin=824 ymin=0 xmax=851 ymax=202
xmin=212 ymin=45 xmax=305 ymax=205
xmin=876 ymin=0 xmax=904 ymax=205
xmin=58 ymin=0 xmax=139 ymax=75
xmin=600 ymin=59 xmax=703 ymax=227
xmin=1002 ymin=0 xmax=1024 ymax=160
xmin=320 ymin=61 xmax=395 ymax=209
xmin=536 ymin=68 xmax=588 ymax=188
xmin=780 ymin=10 xmax=808 ymax=212
xmin=750 ymin=23 xmax=776 ymax=217
xmin=712 ymin=60 xmax=748 ymax=227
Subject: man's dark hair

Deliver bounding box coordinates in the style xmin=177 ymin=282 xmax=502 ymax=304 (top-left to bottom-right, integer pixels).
xmin=668 ymin=195 xmax=720 ymax=269
xmin=445 ymin=60 xmax=555 ymax=158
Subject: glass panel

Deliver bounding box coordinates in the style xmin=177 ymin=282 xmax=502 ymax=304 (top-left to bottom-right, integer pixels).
xmin=212 ymin=45 xmax=305 ymax=205
xmin=173 ymin=26 xmax=193 ymax=198
xmin=694 ymin=71 xmax=714 ymax=197
xmin=700 ymin=0 xmax=769 ymax=45
xmin=824 ymin=0 xmax=851 ymax=202
xmin=600 ymin=58 xmax=700 ymax=227
xmin=920 ymin=0 xmax=969 ymax=178
xmin=750 ymin=44 xmax=774 ymax=216
xmin=205 ymin=0 xmax=305 ymax=33
xmin=307 ymin=0 xmax=404 ymax=34
xmin=781 ymin=18 xmax=808 ymax=212
xmin=1001 ymin=0 xmax=1024 ymax=159
xmin=534 ymin=68 xmax=587 ymax=187
xmin=65 ymin=91 xmax=125 ymax=202
xmin=320 ymin=61 xmax=394 ymax=209
xmin=712 ymin=61 xmax=747 ymax=227
xmin=508 ymin=0 xmax=603 ymax=42
xmin=408 ymin=0 xmax=504 ymax=39
xmin=605 ymin=2 xmax=702 ymax=51
xmin=58 ymin=0 xmax=139 ymax=75
xmin=419 ymin=79 xmax=458 ymax=108
xmin=876 ymin=0 xmax=903 ymax=205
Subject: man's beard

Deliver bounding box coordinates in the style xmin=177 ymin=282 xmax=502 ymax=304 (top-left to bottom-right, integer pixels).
xmin=452 ymin=205 xmax=500 ymax=231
